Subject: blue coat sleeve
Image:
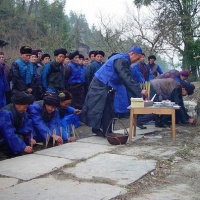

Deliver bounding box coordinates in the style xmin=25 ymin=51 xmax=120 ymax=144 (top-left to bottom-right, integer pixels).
xmin=67 ymin=106 xmax=75 ymax=114
xmin=157 ymin=65 xmax=163 ymax=75
xmin=0 ymin=110 xmax=26 ymax=155
xmin=27 ymin=103 xmax=52 ymax=141
xmin=41 ymin=64 xmax=51 ymax=91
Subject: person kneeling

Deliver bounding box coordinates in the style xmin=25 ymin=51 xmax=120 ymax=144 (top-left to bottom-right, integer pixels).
xmin=58 ymin=90 xmax=81 ymax=142
xmin=0 ymin=91 xmax=35 ymax=156
xmin=27 ymin=93 xmax=63 ymax=147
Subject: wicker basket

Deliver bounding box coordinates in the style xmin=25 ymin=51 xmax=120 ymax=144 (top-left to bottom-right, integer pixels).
xmin=106 ymin=118 xmax=129 ymax=145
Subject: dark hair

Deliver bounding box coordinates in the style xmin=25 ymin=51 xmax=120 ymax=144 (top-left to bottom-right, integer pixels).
xmin=58 ymin=90 xmax=72 ymax=102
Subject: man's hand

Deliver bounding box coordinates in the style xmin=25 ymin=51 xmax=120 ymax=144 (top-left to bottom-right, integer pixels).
xmin=24 ymin=146 xmax=33 ymax=154
xmin=30 ymin=138 xmax=36 ymax=147
xmin=55 ymin=135 xmax=63 ymax=145
xmin=141 ymin=90 xmax=148 ymax=97
xmin=68 ymin=137 xmax=76 ymax=143
xmin=26 ymin=88 xmax=33 ymax=93
xmin=74 ymin=109 xmax=82 ymax=114
xmin=188 ymin=117 xmax=196 ymax=125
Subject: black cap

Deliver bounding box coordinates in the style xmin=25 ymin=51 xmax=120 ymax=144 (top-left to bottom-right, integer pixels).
xmin=20 ymin=46 xmax=32 ymax=54
xmin=94 ymin=50 xmax=105 ymax=57
xmin=148 ymin=55 xmax=156 ymax=61
xmin=43 ymin=94 xmax=60 ymax=107
xmin=41 ymin=53 xmax=50 ymax=60
xmin=181 ymin=81 xmax=195 ymax=96
xmin=54 ymin=48 xmax=67 ymax=56
xmin=11 ymin=91 xmax=34 ymax=105
xmin=68 ymin=50 xmax=79 ymax=60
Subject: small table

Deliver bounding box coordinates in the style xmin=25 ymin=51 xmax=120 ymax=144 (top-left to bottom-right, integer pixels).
xmin=128 ymin=106 xmax=176 ymax=143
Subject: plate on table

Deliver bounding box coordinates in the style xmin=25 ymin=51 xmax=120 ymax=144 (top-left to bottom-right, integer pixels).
xmin=153 ymin=102 xmax=164 ymax=107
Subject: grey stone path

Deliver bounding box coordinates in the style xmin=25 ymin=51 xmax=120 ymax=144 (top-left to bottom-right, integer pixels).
xmin=0 ymin=124 xmax=193 ymax=199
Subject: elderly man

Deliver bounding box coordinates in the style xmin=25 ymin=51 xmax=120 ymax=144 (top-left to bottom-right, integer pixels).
xmin=42 ymin=48 xmax=67 ymax=93
xmin=81 ymin=46 xmax=147 ymax=137
xmin=85 ymin=50 xmax=105 ymax=90
xmin=0 ymin=91 xmax=35 ymax=156
xmin=28 ymin=93 xmax=63 ymax=146
xmin=11 ymin=46 xmax=35 ymax=94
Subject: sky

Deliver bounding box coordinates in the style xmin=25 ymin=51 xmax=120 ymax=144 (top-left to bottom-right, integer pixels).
xmin=65 ymin=0 xmax=133 ymax=27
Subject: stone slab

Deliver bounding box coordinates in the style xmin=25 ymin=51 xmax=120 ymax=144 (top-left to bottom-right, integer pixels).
xmin=64 ymin=153 xmax=156 ymax=186
xmin=131 ymin=184 xmax=196 ymax=200
xmin=0 ymin=177 xmax=19 ymax=190
xmin=114 ymin=146 xmax=179 ymax=159
xmin=35 ymin=142 xmax=115 ymax=160
xmin=77 ymin=135 xmax=143 ymax=145
xmin=0 ymin=154 xmax=71 ymax=181
xmin=0 ymin=176 xmax=127 ymax=200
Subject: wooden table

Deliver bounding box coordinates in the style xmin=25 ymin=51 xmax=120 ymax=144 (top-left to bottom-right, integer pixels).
xmin=128 ymin=106 xmax=176 ymax=143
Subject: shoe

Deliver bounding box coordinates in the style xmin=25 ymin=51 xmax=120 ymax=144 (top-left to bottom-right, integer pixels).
xmin=137 ymin=125 xmax=147 ymax=129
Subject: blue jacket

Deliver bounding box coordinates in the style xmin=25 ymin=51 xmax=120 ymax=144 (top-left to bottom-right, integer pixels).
xmin=27 ymin=101 xmax=60 ymax=142
xmin=58 ymin=106 xmax=80 ymax=141
xmin=80 ymin=65 xmax=87 ymax=83
xmin=42 ymin=60 xmax=65 ymax=93
xmin=0 ymin=104 xmax=33 ymax=155
xmin=66 ymin=61 xmax=82 ymax=84
xmin=11 ymin=58 xmax=35 ymax=91
xmin=0 ymin=67 xmax=9 ymax=108
xmin=131 ymin=62 xmax=154 ymax=83
xmin=147 ymin=63 xmax=163 ymax=78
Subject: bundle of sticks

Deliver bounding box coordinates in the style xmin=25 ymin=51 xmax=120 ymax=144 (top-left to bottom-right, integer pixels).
xmin=140 ymin=81 xmax=151 ymax=99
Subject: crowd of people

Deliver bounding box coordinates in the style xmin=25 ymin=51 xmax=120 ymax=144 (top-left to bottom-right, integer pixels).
xmin=0 ymin=45 xmax=196 ymax=156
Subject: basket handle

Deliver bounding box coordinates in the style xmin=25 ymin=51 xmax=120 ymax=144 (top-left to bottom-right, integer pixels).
xmin=106 ymin=118 xmax=129 ymax=136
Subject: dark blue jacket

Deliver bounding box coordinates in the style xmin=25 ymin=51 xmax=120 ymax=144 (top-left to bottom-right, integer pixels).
xmin=0 ymin=104 xmax=33 ymax=155
xmin=11 ymin=58 xmax=35 ymax=91
xmin=42 ymin=60 xmax=65 ymax=93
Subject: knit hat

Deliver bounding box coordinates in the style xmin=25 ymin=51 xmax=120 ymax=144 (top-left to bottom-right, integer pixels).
xmin=41 ymin=53 xmax=50 ymax=61
xmin=148 ymin=55 xmax=156 ymax=61
xmin=20 ymin=46 xmax=32 ymax=54
xmin=58 ymin=91 xmax=72 ymax=102
xmin=89 ymin=50 xmax=95 ymax=58
xmin=68 ymin=50 xmax=79 ymax=60
xmin=54 ymin=48 xmax=67 ymax=56
xmin=11 ymin=91 xmax=34 ymax=105
xmin=79 ymin=54 xmax=84 ymax=59
xmin=181 ymin=81 xmax=195 ymax=96
xmin=180 ymin=69 xmax=190 ymax=77
xmin=94 ymin=50 xmax=105 ymax=57
xmin=31 ymin=50 xmax=38 ymax=58
xmin=43 ymin=94 xmax=60 ymax=107
xmin=129 ymin=46 xmax=143 ymax=55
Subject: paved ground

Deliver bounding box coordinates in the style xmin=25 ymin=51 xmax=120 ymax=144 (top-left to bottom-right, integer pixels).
xmin=1 ymin=121 xmax=199 ymax=200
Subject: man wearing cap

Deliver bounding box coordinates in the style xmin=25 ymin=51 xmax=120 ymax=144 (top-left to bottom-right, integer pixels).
xmin=0 ymin=52 xmax=10 ymax=108
xmin=81 ymin=46 xmax=147 ymax=137
xmin=10 ymin=46 xmax=35 ymax=94
xmin=42 ymin=48 xmax=67 ymax=93
xmin=65 ymin=50 xmax=85 ymax=109
xmin=27 ymin=93 xmax=63 ymax=146
xmin=156 ymin=69 xmax=190 ymax=82
xmin=0 ymin=91 xmax=35 ymax=156
xmin=137 ymin=78 xmax=196 ymax=128
xmin=85 ymin=50 xmax=105 ymax=90
xmin=147 ymin=55 xmax=163 ymax=78
xmin=88 ymin=50 xmax=95 ymax=63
